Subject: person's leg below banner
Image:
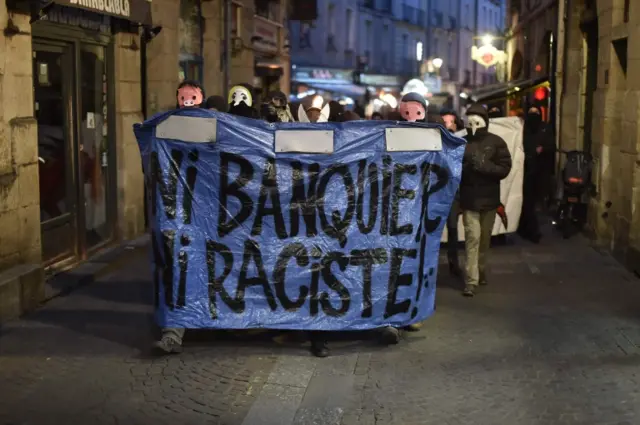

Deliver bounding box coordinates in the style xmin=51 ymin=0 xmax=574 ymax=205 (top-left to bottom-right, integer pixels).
xmin=309 ymin=331 xmax=330 ymax=357
xmin=153 ymin=327 xmax=185 ymax=354
xmin=478 ymin=209 xmax=497 ymax=286
xmin=447 ymin=199 xmax=462 ymax=277
xmin=462 ymin=210 xmax=481 ymax=297
xmin=379 ymin=326 xmax=400 ymax=345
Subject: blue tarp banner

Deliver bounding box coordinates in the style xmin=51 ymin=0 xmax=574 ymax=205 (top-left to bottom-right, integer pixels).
xmin=134 ymin=108 xmax=464 ymax=330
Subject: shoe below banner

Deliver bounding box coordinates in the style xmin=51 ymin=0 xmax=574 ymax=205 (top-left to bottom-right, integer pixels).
xmin=134 ymin=109 xmax=465 ymax=330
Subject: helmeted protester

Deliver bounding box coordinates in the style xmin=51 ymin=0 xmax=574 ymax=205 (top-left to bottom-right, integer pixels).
xmin=378 ymin=92 xmax=429 ymax=339
xmin=488 ymin=106 xmax=503 ymax=119
xmin=440 ymin=108 xmax=463 ymax=278
xmin=460 ymin=104 xmax=512 ymax=297
xmin=298 ymin=103 xmax=331 ymax=123
xmin=154 ymin=81 xmax=207 ymax=355
xmin=399 ymin=92 xmax=427 ymax=122
xmin=328 ymin=100 xmax=345 ymax=122
xmin=205 ymin=95 xmax=227 ymax=112
xmin=518 ymin=106 xmax=553 ymax=242
xmin=342 ymin=110 xmax=361 ymax=121
xmin=175 ymin=80 xmax=205 ymax=109
xmin=261 ymin=90 xmax=294 ymax=123
xmin=228 ymin=84 xmax=260 ymax=118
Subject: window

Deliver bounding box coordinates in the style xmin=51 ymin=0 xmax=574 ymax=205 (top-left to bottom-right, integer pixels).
xmin=255 ymin=0 xmax=280 ymax=22
xmin=465 ymin=4 xmax=470 ymax=28
xmin=382 ymin=24 xmax=389 ymax=64
xmin=433 ymin=37 xmax=439 ymax=57
xmin=482 ymin=6 xmax=486 ymax=29
xmin=346 ymin=8 xmax=354 ymax=49
xmin=179 ymin=0 xmax=203 ymax=83
xmin=327 ymin=3 xmax=335 ymax=36
xmin=624 ymin=0 xmax=630 ymax=23
xmin=402 ymin=33 xmax=409 ymax=57
xmin=612 ymin=37 xmax=628 ymax=77
xmin=365 ymin=20 xmax=373 ymax=56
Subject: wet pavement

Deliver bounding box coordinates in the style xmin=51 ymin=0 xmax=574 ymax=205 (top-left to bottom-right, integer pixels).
xmin=1 ymin=229 xmax=640 ymax=425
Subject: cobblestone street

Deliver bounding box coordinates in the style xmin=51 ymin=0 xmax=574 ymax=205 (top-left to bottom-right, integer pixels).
xmin=2 ymin=230 xmax=640 ymax=425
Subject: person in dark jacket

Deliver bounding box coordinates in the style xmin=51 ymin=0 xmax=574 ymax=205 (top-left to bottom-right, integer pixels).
xmin=228 ymin=84 xmax=260 ymax=118
xmin=460 ymin=104 xmax=512 ymax=297
xmin=328 ymin=100 xmax=345 ymax=122
xmin=440 ymin=109 xmax=463 ymax=277
xmin=518 ymin=106 xmax=554 ymax=242
xmin=205 ymin=95 xmax=227 ymax=112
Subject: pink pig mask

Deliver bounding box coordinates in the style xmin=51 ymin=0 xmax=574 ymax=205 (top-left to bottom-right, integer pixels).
xmin=177 ymin=85 xmax=203 ymax=108
xmin=399 ymin=101 xmax=426 ymax=122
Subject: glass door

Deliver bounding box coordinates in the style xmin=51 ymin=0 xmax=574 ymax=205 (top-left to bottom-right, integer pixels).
xmin=33 ymin=42 xmax=78 ymax=264
xmin=79 ymin=43 xmax=113 ymax=249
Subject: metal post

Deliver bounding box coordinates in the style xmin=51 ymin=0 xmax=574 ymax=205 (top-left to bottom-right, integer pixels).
xmin=223 ymin=0 xmax=232 ymax=97
xmin=472 ymin=0 xmax=479 ymax=86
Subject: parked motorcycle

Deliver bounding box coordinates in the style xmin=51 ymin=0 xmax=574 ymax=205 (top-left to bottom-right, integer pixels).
xmin=553 ymin=149 xmax=595 ymax=239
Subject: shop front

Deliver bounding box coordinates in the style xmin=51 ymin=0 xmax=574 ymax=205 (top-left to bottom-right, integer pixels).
xmin=469 ymin=76 xmax=550 ymax=119
xmin=253 ymin=16 xmax=285 ymax=100
xmin=15 ymin=0 xmax=151 ymax=268
xmin=291 ymin=66 xmax=366 ymax=106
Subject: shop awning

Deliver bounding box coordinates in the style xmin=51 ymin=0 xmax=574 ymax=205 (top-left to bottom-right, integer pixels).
xmin=255 ymin=61 xmax=283 ymax=78
xmin=297 ymin=82 xmax=367 ymax=98
xmin=471 ymin=76 xmax=549 ymax=103
xmin=25 ymin=0 xmax=152 ymax=25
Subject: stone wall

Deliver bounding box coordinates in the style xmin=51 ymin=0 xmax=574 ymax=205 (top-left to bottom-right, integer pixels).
xmin=0 ymin=8 xmax=44 ymax=322
xmin=146 ymin=0 xmax=180 ymax=115
xmin=0 ymin=8 xmax=41 ymax=272
xmin=114 ymin=32 xmax=145 ymax=240
xmin=559 ymin=0 xmax=640 ymax=274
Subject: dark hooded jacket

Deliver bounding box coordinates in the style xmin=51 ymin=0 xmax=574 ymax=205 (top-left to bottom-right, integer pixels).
xmin=228 ymin=84 xmax=260 ymax=118
xmin=523 ymin=112 xmax=554 ymax=176
xmin=460 ymin=103 xmax=512 ymax=212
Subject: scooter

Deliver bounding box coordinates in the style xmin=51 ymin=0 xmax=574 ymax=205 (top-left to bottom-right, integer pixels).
xmin=553 ymin=150 xmax=595 ymax=239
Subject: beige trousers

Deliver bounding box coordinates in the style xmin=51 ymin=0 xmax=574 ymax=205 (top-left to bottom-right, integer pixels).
xmin=463 ymin=209 xmax=496 ymax=286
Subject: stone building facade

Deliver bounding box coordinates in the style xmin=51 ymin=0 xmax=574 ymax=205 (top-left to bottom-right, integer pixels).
xmin=558 ymin=0 xmax=640 ymax=274
xmin=0 ymin=0 xmax=290 ymax=322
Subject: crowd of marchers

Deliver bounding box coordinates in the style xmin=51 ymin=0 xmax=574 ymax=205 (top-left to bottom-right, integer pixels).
xmin=155 ymin=80 xmax=554 ymax=358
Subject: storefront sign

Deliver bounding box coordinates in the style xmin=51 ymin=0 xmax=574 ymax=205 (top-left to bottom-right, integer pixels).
xmin=292 ymin=67 xmax=351 ymax=84
xmin=471 ymin=45 xmax=507 ymax=68
xmin=55 ymin=0 xmax=152 ymax=24
xmin=41 ymin=4 xmax=111 ymax=33
xmin=253 ymin=17 xmax=279 ymax=53
xmin=360 ymin=74 xmax=403 ymax=87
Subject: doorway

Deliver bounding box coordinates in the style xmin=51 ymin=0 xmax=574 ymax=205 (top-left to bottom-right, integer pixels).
xmin=34 ymin=42 xmax=77 ymax=264
xmin=33 ymin=38 xmax=115 ymax=267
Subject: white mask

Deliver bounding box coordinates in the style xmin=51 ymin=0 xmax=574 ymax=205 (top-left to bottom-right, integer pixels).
xmin=466 ymin=114 xmax=487 ymax=136
xmin=228 ymin=86 xmax=253 ymax=107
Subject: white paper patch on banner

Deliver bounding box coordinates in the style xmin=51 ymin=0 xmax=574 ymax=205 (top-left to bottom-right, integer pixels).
xmin=385 ymin=128 xmax=442 ymax=152
xmin=275 ymin=130 xmax=334 ymax=154
xmin=156 ymin=116 xmax=217 ymax=143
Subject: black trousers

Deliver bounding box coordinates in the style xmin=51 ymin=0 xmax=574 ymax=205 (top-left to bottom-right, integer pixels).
xmin=519 ymin=176 xmax=541 ymax=238
xmin=447 ymin=199 xmax=460 ymax=263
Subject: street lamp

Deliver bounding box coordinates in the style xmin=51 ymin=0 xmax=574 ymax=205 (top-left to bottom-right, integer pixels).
xmin=482 ymin=34 xmax=494 ymax=46
xmin=432 ymin=57 xmax=443 ymax=76
xmin=416 ymin=41 xmax=424 ymax=76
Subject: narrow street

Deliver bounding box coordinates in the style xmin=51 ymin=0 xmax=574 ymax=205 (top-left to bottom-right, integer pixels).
xmin=1 ymin=230 xmax=640 ymax=425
